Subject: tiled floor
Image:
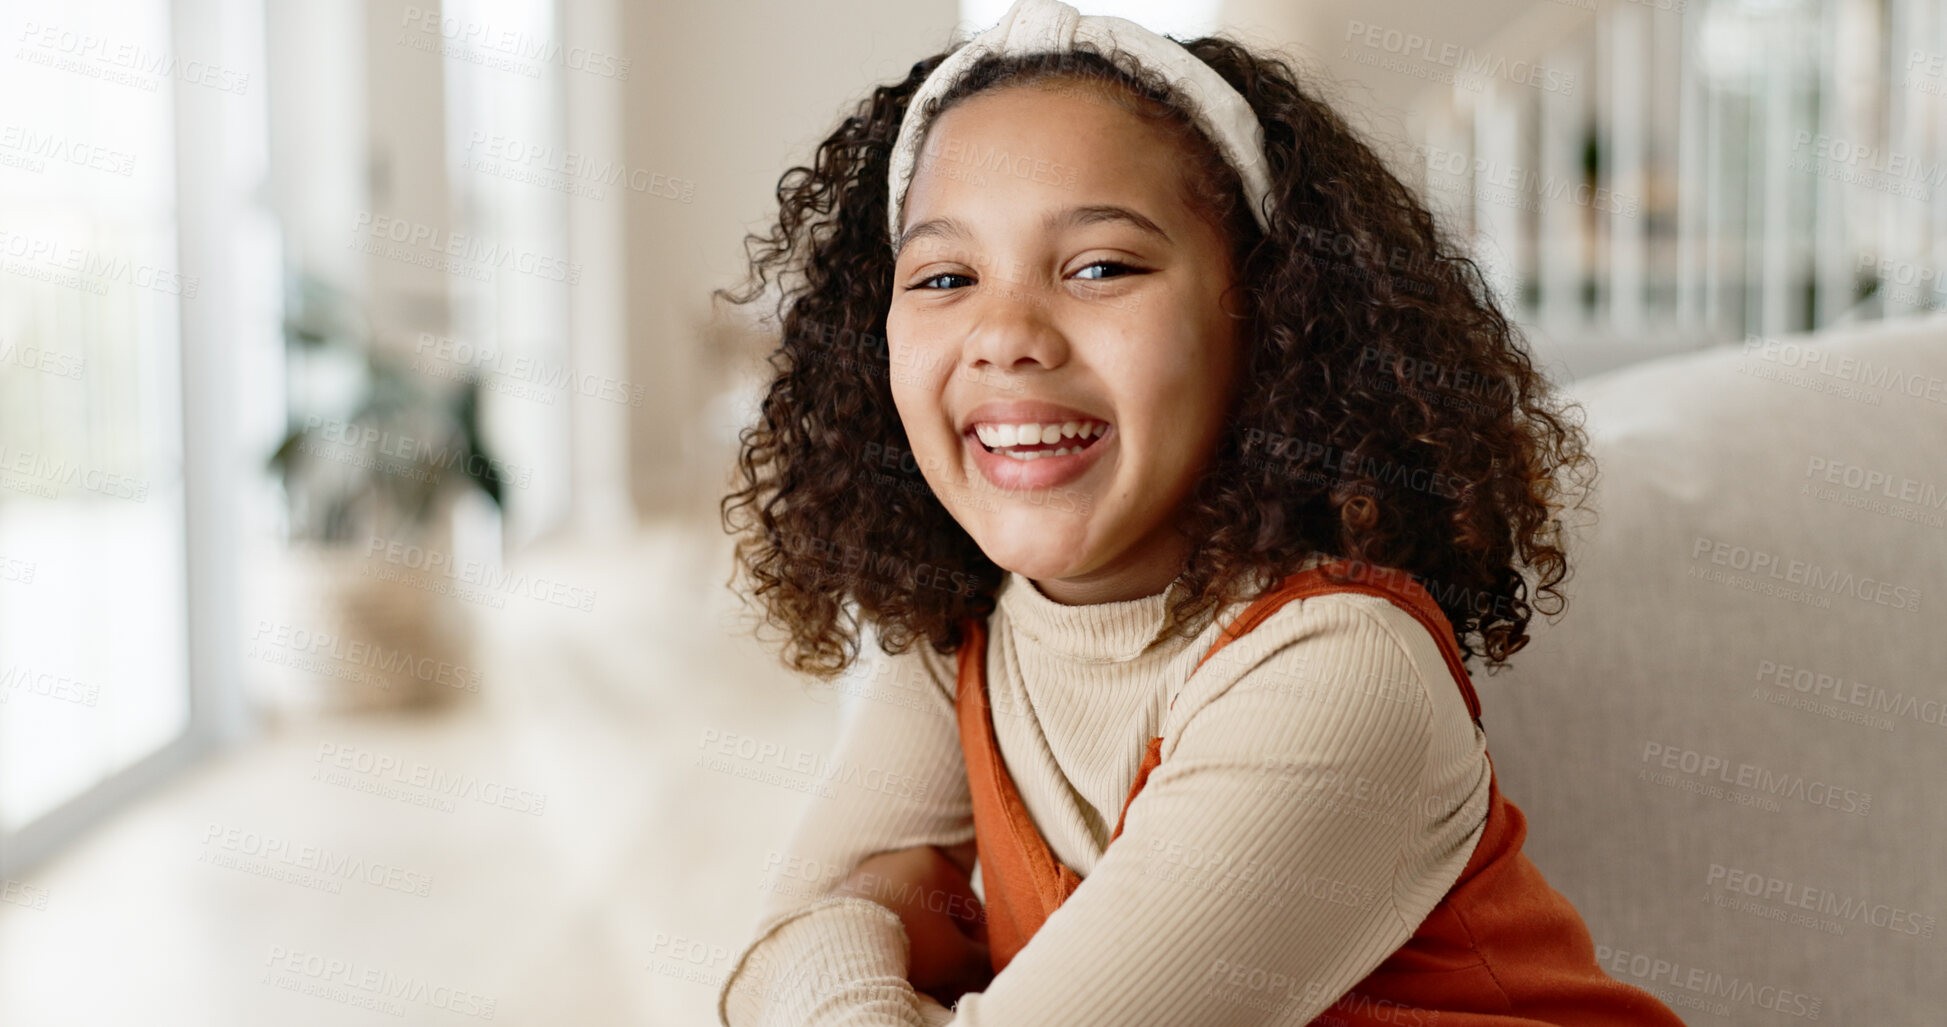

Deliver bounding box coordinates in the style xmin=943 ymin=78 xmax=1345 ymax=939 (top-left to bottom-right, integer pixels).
xmin=0 ymin=516 xmax=855 ymax=1026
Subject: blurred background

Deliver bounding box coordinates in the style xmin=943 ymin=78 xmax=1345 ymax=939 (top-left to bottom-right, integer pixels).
xmin=1 ymin=0 xmax=1943 ymax=1023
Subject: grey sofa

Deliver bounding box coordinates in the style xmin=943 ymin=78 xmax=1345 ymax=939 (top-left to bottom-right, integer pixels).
xmin=1474 ymin=313 xmax=1947 ymax=1024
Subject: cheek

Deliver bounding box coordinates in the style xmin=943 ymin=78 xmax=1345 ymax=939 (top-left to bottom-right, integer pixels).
xmin=1128 ymin=347 xmax=1220 ymax=426
xmin=1118 ymin=339 xmax=1233 ymax=469
xmin=885 ymin=338 xmax=956 ymax=449
xmin=884 ymin=316 xmax=922 ymax=409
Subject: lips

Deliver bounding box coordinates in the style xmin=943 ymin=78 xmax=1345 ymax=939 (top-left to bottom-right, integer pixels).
xmin=964 ymin=424 xmax=1113 ymax=491
xmin=959 ymin=399 xmax=1115 ymax=492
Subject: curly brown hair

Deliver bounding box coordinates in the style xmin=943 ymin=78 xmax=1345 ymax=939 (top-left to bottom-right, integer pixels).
xmin=716 ymin=33 xmax=1595 ymax=680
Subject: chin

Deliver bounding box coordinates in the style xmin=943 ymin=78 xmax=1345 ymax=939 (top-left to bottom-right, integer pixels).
xmin=962 ymin=505 xmax=1095 ymax=582
xmin=984 ymin=550 xmax=1077 ymax=583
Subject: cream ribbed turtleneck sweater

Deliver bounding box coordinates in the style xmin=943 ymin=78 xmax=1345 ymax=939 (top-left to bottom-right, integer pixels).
xmin=717 ymin=554 xmax=1492 ymax=1027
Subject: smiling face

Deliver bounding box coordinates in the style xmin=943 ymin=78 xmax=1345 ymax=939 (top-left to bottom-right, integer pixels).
xmin=886 ymin=79 xmax=1245 ymax=605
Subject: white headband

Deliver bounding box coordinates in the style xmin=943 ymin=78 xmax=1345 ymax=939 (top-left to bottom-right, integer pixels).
xmin=886 ymin=0 xmax=1273 ymax=249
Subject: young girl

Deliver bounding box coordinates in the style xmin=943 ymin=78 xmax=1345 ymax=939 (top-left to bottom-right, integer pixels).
xmin=713 ymin=2 xmax=1686 ymax=1024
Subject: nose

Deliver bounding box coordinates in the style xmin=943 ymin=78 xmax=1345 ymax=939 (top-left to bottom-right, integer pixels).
xmin=962 ymin=274 xmax=1071 ymax=376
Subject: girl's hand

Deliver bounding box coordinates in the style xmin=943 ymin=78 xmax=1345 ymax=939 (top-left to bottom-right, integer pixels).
xmin=834 ymin=841 xmax=993 ymax=1007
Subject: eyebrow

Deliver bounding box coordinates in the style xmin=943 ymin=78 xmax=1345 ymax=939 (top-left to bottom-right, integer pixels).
xmin=895 ymin=204 xmax=1171 ymax=258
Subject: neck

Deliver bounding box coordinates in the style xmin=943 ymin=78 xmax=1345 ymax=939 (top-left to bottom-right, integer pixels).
xmin=1027 ymin=525 xmax=1188 ymax=606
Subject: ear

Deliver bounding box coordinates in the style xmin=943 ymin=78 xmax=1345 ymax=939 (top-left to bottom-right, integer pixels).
xmin=1217 ymin=278 xmax=1254 ymax=323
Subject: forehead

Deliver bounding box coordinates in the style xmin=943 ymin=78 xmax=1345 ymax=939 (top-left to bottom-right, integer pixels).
xmin=899 ymin=80 xmax=1203 ymax=247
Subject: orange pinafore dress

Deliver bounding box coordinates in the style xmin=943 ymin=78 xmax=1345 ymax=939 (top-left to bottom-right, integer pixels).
xmin=952 ymin=559 xmax=1686 ymax=1025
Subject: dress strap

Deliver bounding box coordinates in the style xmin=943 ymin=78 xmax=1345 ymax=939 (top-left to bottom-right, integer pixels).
xmin=1189 ymin=559 xmax=1482 ymax=725
xmin=954 ymin=613 xmax=1080 ymax=969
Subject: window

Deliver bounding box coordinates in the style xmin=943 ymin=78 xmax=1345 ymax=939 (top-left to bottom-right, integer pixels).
xmin=1 ymin=0 xmax=272 ymax=878
xmin=1407 ymin=0 xmax=1947 ymax=378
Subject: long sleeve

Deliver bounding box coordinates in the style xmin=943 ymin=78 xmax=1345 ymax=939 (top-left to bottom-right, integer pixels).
xmin=941 ymin=595 xmax=1489 ymax=1025
xmin=726 ymin=588 xmax=1489 ymax=1027
xmin=716 ymin=640 xmax=975 ymax=1027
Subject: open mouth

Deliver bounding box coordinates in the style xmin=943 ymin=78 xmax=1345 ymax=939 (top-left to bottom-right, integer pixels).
xmin=970 ymin=419 xmax=1111 ymax=460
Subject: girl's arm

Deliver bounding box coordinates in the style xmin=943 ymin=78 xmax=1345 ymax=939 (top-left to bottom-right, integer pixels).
xmin=716 ymin=643 xmax=976 ymax=1027
xmin=833 ymin=840 xmax=991 ymax=1007
xmin=740 ymin=594 xmax=1490 ymax=1027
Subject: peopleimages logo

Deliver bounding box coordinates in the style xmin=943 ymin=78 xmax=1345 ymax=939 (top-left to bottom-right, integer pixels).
xmin=364 ymin=535 xmax=596 ymax=613
xmin=13 ymin=20 xmax=251 ymax=94
xmin=0 ymin=663 xmax=98 ymax=706
xmin=1790 ymin=131 xmax=1947 ymax=195
xmin=249 ymin=618 xmax=482 ymax=694
xmin=1688 ymin=534 xmax=1923 ymax=612
xmin=463 ymin=132 xmax=693 ymax=203
xmin=298 ymin=414 xmax=534 ymax=490
xmin=1754 ymin=657 xmax=1947 ymax=730
xmin=1741 ymin=333 xmax=1947 ymax=398
xmin=1343 ymin=19 xmax=1575 ymax=94
xmin=349 ymin=212 xmax=581 ymax=285
xmin=1593 ymin=944 xmax=1823 ymax=1020
xmin=0 ymin=228 xmax=198 ymax=297
xmin=0 ymin=339 xmax=85 ymax=379
xmin=413 ymin=332 xmax=649 ymax=408
xmin=200 ymin=822 xmax=434 ymax=898
xmin=314 ymin=742 xmax=549 ymax=816
xmin=1705 ymin=863 xmax=1936 ymax=939
xmin=398 ymin=5 xmax=631 ymax=81
xmin=261 ymin=945 xmax=497 ymax=1020
xmin=0 ymin=124 xmax=136 ymax=176
xmin=1804 ymin=455 xmax=1947 ymax=509
xmin=0 ymin=442 xmax=150 ymax=501
xmin=1639 ymin=742 xmax=1871 ymax=816
xmin=1416 ymin=144 xmax=1641 ymax=217
xmin=696 ymin=728 xmax=932 ymax=802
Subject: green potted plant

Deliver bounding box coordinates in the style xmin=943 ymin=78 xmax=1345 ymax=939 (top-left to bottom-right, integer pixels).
xmin=262 ymin=272 xmax=506 ymax=714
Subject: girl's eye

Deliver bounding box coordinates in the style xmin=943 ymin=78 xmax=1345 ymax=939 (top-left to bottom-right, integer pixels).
xmin=1072 ymin=260 xmax=1139 ymax=281
xmin=905 ymin=262 xmax=1145 ymax=291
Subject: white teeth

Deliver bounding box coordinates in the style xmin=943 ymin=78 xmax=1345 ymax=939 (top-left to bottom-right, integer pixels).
xmin=971 ymin=419 xmax=1109 ymax=451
